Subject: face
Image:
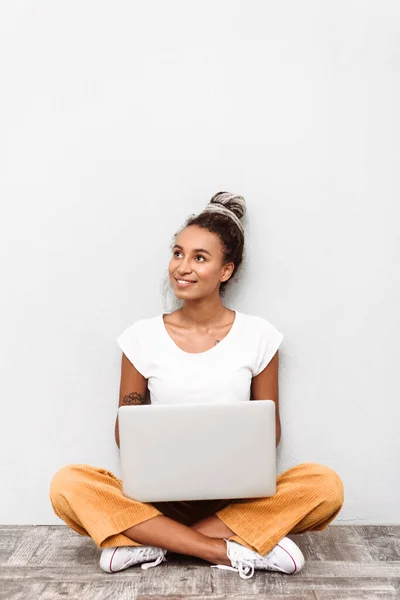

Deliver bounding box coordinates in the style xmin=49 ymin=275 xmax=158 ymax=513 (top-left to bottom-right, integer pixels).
xmin=168 ymin=225 xmax=234 ymax=299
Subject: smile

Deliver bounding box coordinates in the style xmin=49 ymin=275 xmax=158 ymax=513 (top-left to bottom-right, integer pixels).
xmin=175 ymin=279 xmax=197 ymax=286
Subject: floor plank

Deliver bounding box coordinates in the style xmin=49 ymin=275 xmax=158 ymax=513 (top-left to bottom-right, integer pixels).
xmin=356 ymin=526 xmax=400 ymax=561
xmin=314 ymin=592 xmax=397 ymax=600
xmin=137 ymin=595 xmax=318 ymax=600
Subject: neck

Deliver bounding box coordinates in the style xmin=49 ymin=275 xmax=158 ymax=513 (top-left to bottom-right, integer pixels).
xmin=179 ymin=296 xmax=229 ymax=326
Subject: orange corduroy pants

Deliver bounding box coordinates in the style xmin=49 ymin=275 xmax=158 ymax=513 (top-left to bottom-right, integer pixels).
xmin=49 ymin=461 xmax=344 ymax=557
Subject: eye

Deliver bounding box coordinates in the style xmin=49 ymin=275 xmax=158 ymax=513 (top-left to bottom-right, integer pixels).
xmin=172 ymin=251 xmax=205 ymax=262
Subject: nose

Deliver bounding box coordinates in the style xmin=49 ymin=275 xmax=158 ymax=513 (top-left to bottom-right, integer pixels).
xmin=176 ymin=256 xmax=193 ymax=276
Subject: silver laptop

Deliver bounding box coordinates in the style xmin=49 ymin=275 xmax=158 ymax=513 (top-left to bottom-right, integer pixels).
xmin=118 ymin=400 xmax=276 ymax=503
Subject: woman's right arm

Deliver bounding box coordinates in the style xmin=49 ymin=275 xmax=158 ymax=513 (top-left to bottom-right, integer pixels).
xmin=115 ymin=352 xmax=149 ymax=448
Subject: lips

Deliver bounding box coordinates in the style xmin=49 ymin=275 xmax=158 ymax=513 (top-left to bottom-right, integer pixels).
xmin=175 ymin=278 xmax=197 ymax=285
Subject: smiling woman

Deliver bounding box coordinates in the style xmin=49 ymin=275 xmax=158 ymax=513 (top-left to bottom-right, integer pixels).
xmin=168 ymin=192 xmax=246 ymax=300
xmin=49 ymin=191 xmax=344 ymax=579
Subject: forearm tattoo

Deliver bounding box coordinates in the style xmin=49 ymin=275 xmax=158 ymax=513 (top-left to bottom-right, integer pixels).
xmin=122 ymin=392 xmax=146 ymax=406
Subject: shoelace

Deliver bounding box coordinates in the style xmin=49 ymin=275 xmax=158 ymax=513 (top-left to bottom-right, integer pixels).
xmin=210 ymin=539 xmax=278 ymax=580
xmin=210 ymin=539 xmax=255 ymax=580
xmin=211 ymin=560 xmax=255 ymax=579
xmin=141 ymin=550 xmax=167 ymax=571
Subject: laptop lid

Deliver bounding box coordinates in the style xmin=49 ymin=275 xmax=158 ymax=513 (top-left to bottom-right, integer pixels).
xmin=118 ymin=400 xmax=276 ymax=502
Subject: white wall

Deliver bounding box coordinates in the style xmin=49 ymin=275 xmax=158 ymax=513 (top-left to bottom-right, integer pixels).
xmin=0 ymin=0 xmax=399 ymax=525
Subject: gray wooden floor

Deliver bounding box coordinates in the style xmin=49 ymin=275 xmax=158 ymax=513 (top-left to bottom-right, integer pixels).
xmin=1 ymin=525 xmax=399 ymax=599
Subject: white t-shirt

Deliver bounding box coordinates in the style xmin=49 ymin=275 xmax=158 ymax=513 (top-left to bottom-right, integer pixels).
xmin=117 ymin=310 xmax=284 ymax=405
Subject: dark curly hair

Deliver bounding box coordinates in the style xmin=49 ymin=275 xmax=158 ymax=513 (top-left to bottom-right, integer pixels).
xmin=174 ymin=191 xmax=246 ymax=297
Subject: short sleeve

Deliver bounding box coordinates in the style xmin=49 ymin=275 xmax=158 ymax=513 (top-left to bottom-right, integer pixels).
xmin=117 ymin=320 xmax=147 ymax=378
xmin=252 ymin=317 xmax=284 ymax=377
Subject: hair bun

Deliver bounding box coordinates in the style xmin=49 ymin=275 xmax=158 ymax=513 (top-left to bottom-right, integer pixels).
xmin=209 ymin=191 xmax=246 ymax=220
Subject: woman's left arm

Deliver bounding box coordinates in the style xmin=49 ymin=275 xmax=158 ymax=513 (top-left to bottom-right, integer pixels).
xmin=250 ymin=350 xmax=281 ymax=447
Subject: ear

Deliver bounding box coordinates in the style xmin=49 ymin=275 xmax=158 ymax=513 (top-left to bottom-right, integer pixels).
xmin=221 ymin=261 xmax=235 ymax=282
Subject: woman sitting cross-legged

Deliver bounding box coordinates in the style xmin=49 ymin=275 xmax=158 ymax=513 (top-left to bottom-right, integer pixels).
xmin=50 ymin=192 xmax=344 ymax=580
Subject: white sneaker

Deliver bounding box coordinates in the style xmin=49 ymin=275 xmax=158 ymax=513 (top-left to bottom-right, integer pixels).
xmin=99 ymin=545 xmax=167 ymax=573
xmin=210 ymin=536 xmax=305 ymax=579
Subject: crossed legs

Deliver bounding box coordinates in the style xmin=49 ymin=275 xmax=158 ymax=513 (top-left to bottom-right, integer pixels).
xmin=120 ymin=461 xmax=344 ymax=563
xmin=121 ymin=514 xmax=233 ymax=565
xmin=50 ymin=461 xmax=344 ymax=563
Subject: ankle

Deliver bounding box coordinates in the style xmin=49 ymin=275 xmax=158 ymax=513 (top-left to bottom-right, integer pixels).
xmin=206 ymin=538 xmax=231 ymax=566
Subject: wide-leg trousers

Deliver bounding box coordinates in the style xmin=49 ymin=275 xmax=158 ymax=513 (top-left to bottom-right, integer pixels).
xmin=49 ymin=461 xmax=344 ymax=557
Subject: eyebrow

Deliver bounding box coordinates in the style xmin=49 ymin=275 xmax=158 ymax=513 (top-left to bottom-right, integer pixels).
xmin=173 ymin=244 xmax=212 ymax=256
